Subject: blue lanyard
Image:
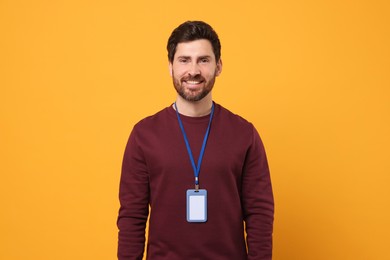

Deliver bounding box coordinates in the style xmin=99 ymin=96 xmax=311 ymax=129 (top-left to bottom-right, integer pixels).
xmin=174 ymin=102 xmax=215 ymax=190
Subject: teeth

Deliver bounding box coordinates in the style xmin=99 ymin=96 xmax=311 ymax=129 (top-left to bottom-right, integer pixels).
xmin=187 ymin=81 xmax=200 ymax=84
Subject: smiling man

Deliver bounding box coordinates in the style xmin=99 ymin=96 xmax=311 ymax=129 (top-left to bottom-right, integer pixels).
xmin=117 ymin=21 xmax=274 ymax=260
xmin=170 ymin=38 xmax=221 ymax=104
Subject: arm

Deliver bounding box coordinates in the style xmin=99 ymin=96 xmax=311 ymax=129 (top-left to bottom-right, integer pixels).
xmin=242 ymin=126 xmax=274 ymax=260
xmin=117 ymin=127 xmax=150 ymax=260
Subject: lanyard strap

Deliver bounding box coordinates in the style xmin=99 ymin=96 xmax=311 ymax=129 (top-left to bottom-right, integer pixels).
xmin=174 ymin=102 xmax=215 ymax=190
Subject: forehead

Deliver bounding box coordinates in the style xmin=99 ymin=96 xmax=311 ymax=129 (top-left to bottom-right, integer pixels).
xmin=174 ymin=39 xmax=215 ymax=59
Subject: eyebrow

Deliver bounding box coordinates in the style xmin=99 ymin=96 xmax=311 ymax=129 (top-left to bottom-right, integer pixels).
xmin=198 ymin=55 xmax=212 ymax=60
xmin=176 ymin=55 xmax=212 ymax=60
xmin=176 ymin=56 xmax=191 ymax=59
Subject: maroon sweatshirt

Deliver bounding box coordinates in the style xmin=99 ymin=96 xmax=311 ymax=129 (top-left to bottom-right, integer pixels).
xmin=118 ymin=103 xmax=274 ymax=260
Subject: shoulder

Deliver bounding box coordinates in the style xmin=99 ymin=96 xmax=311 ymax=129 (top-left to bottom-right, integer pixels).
xmin=133 ymin=106 xmax=174 ymax=131
xmin=126 ymin=106 xmax=175 ymax=147
xmin=213 ymin=103 xmax=259 ymax=145
xmin=215 ymin=103 xmax=255 ymax=130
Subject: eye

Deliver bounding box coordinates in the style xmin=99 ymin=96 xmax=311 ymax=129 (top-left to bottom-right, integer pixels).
xmin=200 ymin=58 xmax=209 ymax=63
xmin=178 ymin=58 xmax=189 ymax=63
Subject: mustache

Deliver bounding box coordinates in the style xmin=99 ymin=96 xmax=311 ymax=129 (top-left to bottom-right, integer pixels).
xmin=182 ymin=75 xmax=205 ymax=82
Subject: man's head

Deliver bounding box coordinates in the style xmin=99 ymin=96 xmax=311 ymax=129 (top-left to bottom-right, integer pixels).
xmin=168 ymin=21 xmax=222 ymax=102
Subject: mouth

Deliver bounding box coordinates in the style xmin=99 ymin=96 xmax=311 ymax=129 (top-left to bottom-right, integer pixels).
xmin=185 ymin=80 xmax=203 ymax=85
xmin=182 ymin=77 xmax=205 ymax=88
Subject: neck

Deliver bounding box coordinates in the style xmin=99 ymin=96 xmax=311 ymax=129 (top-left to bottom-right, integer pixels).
xmin=174 ymin=93 xmax=213 ymax=117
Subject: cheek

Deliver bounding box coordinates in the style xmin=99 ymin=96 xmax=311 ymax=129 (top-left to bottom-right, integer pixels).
xmin=202 ymin=68 xmax=217 ymax=78
xmin=173 ymin=68 xmax=187 ymax=78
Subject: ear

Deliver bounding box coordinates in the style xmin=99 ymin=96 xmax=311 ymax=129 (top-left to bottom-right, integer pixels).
xmin=216 ymin=59 xmax=223 ymax=76
xmin=169 ymin=62 xmax=173 ymax=77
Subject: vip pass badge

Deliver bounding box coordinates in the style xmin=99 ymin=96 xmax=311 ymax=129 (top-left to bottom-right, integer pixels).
xmin=174 ymin=102 xmax=214 ymax=223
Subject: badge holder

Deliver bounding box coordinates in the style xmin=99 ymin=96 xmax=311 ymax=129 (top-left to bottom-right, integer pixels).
xmin=186 ymin=189 xmax=207 ymax=222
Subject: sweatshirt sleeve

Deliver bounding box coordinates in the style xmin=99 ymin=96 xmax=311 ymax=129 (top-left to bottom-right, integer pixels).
xmin=242 ymin=126 xmax=274 ymax=260
xmin=117 ymin=126 xmax=150 ymax=260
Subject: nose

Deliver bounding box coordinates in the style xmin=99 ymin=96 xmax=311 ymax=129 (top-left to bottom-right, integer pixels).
xmin=188 ymin=62 xmax=200 ymax=76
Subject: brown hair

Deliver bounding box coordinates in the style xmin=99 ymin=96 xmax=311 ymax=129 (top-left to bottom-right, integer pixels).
xmin=167 ymin=21 xmax=221 ymax=63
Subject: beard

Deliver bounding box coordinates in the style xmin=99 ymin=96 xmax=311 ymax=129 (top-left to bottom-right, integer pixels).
xmin=172 ymin=71 xmax=217 ymax=102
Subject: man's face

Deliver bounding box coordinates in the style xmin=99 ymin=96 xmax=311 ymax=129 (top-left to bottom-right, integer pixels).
xmin=169 ymin=39 xmax=222 ymax=102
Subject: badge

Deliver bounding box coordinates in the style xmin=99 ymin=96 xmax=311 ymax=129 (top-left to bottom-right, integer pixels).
xmin=186 ymin=189 xmax=207 ymax=222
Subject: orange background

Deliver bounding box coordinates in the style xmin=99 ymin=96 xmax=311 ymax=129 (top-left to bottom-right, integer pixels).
xmin=1 ymin=0 xmax=389 ymax=259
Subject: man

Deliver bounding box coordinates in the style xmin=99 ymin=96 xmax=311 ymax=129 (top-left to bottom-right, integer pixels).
xmin=118 ymin=21 xmax=274 ymax=260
